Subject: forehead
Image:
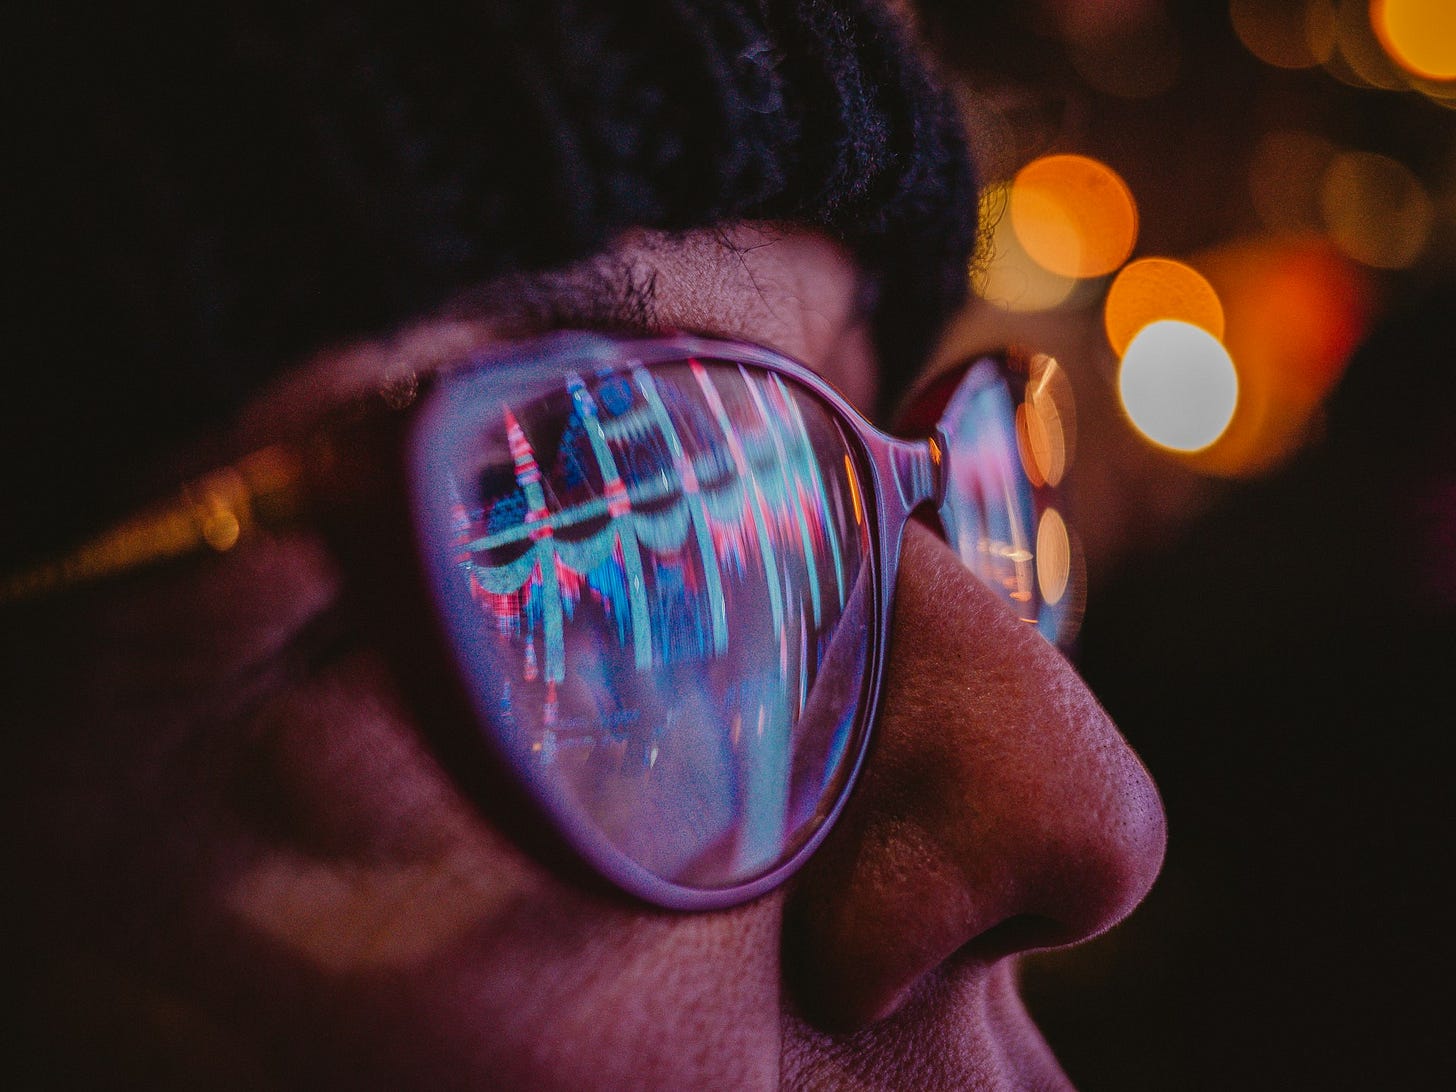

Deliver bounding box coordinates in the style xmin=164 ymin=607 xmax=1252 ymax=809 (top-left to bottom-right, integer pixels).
xmin=240 ymin=224 xmax=879 ymax=447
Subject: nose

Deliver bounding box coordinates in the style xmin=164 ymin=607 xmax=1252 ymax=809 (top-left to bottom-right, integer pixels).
xmin=784 ymin=521 xmax=1167 ymax=1030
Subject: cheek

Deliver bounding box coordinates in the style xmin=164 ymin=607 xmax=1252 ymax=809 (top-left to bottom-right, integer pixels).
xmin=381 ymin=899 xmax=785 ymax=1089
xmin=221 ymin=649 xmax=545 ymax=972
xmin=220 ymin=650 xmax=787 ymax=1087
xmin=16 ymin=527 xmax=791 ymax=1086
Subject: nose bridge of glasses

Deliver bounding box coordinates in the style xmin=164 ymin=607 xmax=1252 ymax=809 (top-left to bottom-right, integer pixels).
xmin=876 ymin=435 xmax=944 ymax=520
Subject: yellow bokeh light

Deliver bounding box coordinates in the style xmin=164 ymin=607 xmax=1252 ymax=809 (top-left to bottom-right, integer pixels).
xmin=1373 ymin=0 xmax=1456 ymax=80
xmin=974 ymin=183 xmax=1080 ymax=312
xmin=1009 ymin=155 xmax=1138 ymax=280
xmin=1036 ymin=508 xmax=1072 ymax=607
xmin=201 ymin=507 xmax=242 ymax=552
xmin=1118 ymin=320 xmax=1239 ymax=452
xmin=1104 ymin=258 xmax=1225 ymax=358
xmin=1320 ymin=151 xmax=1433 ymax=269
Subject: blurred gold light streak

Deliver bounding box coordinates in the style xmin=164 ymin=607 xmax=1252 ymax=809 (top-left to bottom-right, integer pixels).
xmin=844 ymin=453 xmax=864 ymax=526
xmin=0 ymin=445 xmax=305 ymax=604
xmin=227 ymin=847 xmax=526 ymax=974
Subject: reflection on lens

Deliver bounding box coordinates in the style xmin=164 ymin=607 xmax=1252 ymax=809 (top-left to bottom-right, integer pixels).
xmin=430 ymin=355 xmax=872 ymax=892
xmin=1036 ymin=507 xmax=1071 ymax=606
xmin=940 ymin=364 xmax=1036 ymax=616
xmin=938 ymin=359 xmax=1080 ymax=646
xmin=1017 ymin=353 xmax=1074 ymax=488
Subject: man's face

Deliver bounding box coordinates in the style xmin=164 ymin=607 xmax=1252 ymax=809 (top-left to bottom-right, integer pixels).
xmin=15 ymin=225 xmax=1164 ymax=1089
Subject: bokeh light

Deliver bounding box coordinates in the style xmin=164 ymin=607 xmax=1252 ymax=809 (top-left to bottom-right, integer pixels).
xmin=1066 ymin=11 xmax=1181 ymax=100
xmin=1010 ymin=155 xmax=1138 ymax=279
xmin=1249 ymin=129 xmax=1339 ymax=233
xmin=1191 ymin=236 xmax=1370 ymax=475
xmin=1118 ymin=321 xmax=1239 ymax=453
xmin=1405 ymin=67 xmax=1456 ymax=107
xmin=974 ymin=183 xmax=1080 ymax=311
xmin=1325 ymin=0 xmax=1409 ymax=89
xmin=1049 ymin=0 xmax=1164 ymax=42
xmin=1104 ymin=258 xmax=1225 ymax=358
xmin=1230 ymin=0 xmax=1332 ymax=69
xmin=201 ymin=507 xmax=242 ymax=552
xmin=1036 ymin=507 xmax=1072 ymax=606
xmin=1320 ymin=150 xmax=1433 ymax=269
xmin=1372 ymin=0 xmax=1456 ymax=80
xmin=1016 ymin=353 xmax=1075 ymax=488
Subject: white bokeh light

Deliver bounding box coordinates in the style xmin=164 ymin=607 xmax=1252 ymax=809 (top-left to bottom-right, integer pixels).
xmin=1118 ymin=320 xmax=1239 ymax=451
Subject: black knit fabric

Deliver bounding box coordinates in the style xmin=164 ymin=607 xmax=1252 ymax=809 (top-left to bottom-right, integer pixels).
xmin=4 ymin=2 xmax=977 ymax=563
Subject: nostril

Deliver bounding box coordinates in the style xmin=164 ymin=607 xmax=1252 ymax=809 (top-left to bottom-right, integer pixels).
xmin=958 ymin=914 xmax=1072 ymax=963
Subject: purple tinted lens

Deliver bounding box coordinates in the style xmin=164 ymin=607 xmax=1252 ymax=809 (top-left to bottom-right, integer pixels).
xmin=422 ymin=352 xmax=872 ymax=893
xmin=937 ymin=360 xmax=1079 ymax=646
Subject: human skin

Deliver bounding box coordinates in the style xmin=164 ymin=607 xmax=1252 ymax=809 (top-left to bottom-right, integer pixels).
xmin=10 ymin=224 xmax=1165 ymax=1089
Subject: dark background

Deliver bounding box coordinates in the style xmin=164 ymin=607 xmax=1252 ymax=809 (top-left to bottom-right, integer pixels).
xmin=918 ymin=1 xmax=1454 ymax=1087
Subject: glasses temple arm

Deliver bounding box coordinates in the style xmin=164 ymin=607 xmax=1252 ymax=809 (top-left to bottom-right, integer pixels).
xmin=0 ymin=444 xmax=309 ymax=605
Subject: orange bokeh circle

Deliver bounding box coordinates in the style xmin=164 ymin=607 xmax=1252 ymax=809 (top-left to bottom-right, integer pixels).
xmin=1010 ymin=155 xmax=1138 ymax=280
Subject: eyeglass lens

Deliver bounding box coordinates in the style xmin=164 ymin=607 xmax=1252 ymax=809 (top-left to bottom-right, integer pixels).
xmin=435 ymin=357 xmax=873 ymax=890
xmin=936 ymin=358 xmax=1080 ymax=647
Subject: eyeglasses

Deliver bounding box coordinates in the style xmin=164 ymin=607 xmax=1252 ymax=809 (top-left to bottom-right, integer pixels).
xmin=3 ymin=332 xmax=1080 ymax=909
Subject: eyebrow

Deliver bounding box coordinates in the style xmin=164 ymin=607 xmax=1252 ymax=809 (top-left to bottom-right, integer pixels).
xmin=444 ymin=250 xmax=666 ymax=342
